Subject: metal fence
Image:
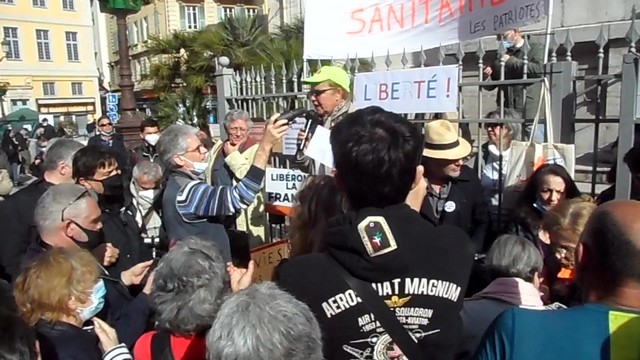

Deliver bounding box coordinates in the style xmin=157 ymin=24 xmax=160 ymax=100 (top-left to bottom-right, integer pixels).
xmin=213 ymin=17 xmax=640 ymax=243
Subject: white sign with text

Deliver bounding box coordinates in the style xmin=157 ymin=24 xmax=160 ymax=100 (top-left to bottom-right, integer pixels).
xmin=353 ymin=65 xmax=459 ymax=113
xmin=304 ymin=0 xmax=547 ymax=59
xmin=265 ymin=168 xmax=309 ymax=208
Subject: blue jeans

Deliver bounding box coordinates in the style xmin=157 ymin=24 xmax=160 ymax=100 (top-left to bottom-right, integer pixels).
xmin=9 ymin=163 xmax=19 ymax=184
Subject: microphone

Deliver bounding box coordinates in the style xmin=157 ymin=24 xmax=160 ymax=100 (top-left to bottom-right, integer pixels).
xmin=298 ymin=110 xmax=321 ymax=152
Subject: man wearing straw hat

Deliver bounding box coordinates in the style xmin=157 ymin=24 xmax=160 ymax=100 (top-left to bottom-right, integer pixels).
xmin=420 ymin=120 xmax=489 ymax=254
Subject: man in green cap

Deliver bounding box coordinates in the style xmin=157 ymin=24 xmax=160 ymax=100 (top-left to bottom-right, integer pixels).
xmin=295 ymin=66 xmax=352 ymax=174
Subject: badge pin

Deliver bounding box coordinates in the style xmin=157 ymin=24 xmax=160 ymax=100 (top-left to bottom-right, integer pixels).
xmin=444 ymin=201 xmax=456 ymax=213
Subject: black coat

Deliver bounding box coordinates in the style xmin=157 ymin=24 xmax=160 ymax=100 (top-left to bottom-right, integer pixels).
xmin=100 ymin=201 xmax=152 ymax=279
xmin=22 ymin=239 xmax=151 ymax=348
xmin=0 ymin=178 xmax=52 ymax=282
xmin=277 ymin=204 xmax=475 ymax=360
xmin=36 ymin=320 xmax=102 ymax=360
xmin=420 ymin=166 xmax=489 ymax=253
xmin=87 ymin=134 xmax=131 ymax=175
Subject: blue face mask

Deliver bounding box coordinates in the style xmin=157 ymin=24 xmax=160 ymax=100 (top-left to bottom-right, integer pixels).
xmin=502 ymin=40 xmax=514 ymax=49
xmin=77 ymin=279 xmax=106 ymax=322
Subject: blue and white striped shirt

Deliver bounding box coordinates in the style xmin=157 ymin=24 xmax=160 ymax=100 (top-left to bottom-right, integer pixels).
xmin=176 ymin=165 xmax=265 ymax=220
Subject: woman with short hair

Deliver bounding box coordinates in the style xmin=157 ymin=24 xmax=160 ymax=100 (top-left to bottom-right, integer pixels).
xmin=458 ymin=235 xmax=549 ymax=359
xmin=14 ymin=247 xmax=132 ymax=360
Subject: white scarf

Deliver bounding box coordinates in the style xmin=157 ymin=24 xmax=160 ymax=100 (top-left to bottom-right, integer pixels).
xmin=129 ymin=182 xmax=162 ymax=240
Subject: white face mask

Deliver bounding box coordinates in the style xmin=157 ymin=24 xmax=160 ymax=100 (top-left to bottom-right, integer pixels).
xmin=144 ymin=133 xmax=160 ymax=146
xmin=182 ymin=156 xmax=209 ymax=176
xmin=138 ymin=188 xmax=159 ymax=204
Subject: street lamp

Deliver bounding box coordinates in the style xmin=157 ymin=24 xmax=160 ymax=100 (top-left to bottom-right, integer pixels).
xmin=1 ymin=38 xmax=10 ymax=61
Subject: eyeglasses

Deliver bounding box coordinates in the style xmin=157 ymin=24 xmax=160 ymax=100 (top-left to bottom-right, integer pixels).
xmin=484 ymin=123 xmax=502 ymax=129
xmin=308 ymin=88 xmax=335 ymax=98
xmin=99 ymin=122 xmax=113 ymax=128
xmin=183 ymin=144 xmax=206 ymax=154
xmin=61 ymin=189 xmax=90 ymax=222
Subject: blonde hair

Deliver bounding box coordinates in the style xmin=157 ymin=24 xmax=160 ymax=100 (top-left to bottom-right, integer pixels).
xmin=14 ymin=247 xmax=101 ymax=325
xmin=542 ymin=195 xmax=596 ymax=268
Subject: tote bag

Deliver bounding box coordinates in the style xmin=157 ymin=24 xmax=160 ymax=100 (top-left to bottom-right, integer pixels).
xmin=504 ymin=78 xmax=575 ymax=187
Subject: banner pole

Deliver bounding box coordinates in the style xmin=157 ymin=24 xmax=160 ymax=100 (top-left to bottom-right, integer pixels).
xmin=543 ymin=0 xmax=554 ymax=64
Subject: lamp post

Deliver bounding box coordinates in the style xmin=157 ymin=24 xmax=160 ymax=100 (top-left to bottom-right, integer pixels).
xmin=99 ymin=0 xmax=146 ymax=146
xmin=0 ymin=38 xmax=10 ymax=119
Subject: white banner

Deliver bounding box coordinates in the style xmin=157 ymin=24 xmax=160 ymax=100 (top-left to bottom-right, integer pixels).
xmin=353 ymin=65 xmax=459 ymax=113
xmin=265 ymin=168 xmax=309 ymax=208
xmin=304 ymin=0 xmax=547 ymax=59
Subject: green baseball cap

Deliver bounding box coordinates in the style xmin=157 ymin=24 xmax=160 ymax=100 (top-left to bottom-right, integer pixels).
xmin=303 ymin=66 xmax=351 ymax=92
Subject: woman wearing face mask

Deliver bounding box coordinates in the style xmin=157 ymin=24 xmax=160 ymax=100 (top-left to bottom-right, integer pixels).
xmin=14 ymin=247 xmax=133 ymax=360
xmin=130 ymin=161 xmax=165 ymax=258
xmin=504 ymin=164 xmax=581 ymax=302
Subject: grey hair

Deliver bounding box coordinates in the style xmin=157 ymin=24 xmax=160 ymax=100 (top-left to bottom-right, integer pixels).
xmin=207 ymin=282 xmax=323 ymax=360
xmin=132 ymin=160 xmax=163 ymax=183
xmin=34 ymin=184 xmax=98 ymax=235
xmin=486 ymin=109 xmax=522 ymax=141
xmin=223 ymin=109 xmax=253 ymax=129
xmin=42 ymin=139 xmax=84 ymax=172
xmin=156 ymin=124 xmax=198 ymax=168
xmin=485 ymin=234 xmax=543 ymax=283
xmin=150 ymin=236 xmax=230 ymax=336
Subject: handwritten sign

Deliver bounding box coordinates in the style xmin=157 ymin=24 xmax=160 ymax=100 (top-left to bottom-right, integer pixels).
xmin=250 ymin=240 xmax=290 ymax=282
xmin=265 ymin=168 xmax=309 ymax=215
xmin=353 ymin=65 xmax=459 ymax=113
xmin=304 ymin=0 xmax=547 ymax=59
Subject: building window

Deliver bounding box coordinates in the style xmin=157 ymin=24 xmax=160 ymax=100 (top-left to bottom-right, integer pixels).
xmin=65 ymin=31 xmax=79 ymax=61
xmin=71 ymin=82 xmax=83 ymax=96
xmin=141 ymin=57 xmax=148 ymax=77
xmin=128 ymin=22 xmax=138 ymax=45
xmin=222 ymin=6 xmax=235 ymax=19
xmin=32 ymin=0 xmax=46 ymax=7
xmin=0 ymin=0 xmax=15 ymax=4
xmin=140 ymin=17 xmax=149 ymax=42
xmin=42 ymin=82 xmax=56 ymax=96
xmin=10 ymin=99 xmax=29 ymax=111
xmin=180 ymin=5 xmax=204 ymax=31
xmin=35 ymin=29 xmax=51 ymax=61
xmin=245 ymin=7 xmax=258 ymax=17
xmin=62 ymin=0 xmax=74 ymax=10
xmin=153 ymin=11 xmax=160 ymax=35
xmin=2 ymin=27 xmax=20 ymax=60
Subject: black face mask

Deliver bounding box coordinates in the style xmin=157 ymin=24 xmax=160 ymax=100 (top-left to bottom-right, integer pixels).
xmin=70 ymin=220 xmax=104 ymax=251
xmin=101 ymin=173 xmax=124 ymax=196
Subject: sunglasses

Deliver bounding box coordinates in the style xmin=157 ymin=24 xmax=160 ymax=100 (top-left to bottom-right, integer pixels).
xmin=61 ymin=189 xmax=90 ymax=222
xmin=308 ymin=88 xmax=335 ymax=97
xmin=99 ymin=122 xmax=113 ymax=127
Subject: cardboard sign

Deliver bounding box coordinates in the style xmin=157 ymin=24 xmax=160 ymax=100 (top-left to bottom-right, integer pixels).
xmin=265 ymin=167 xmax=309 ymax=216
xmin=353 ymin=65 xmax=459 ymax=113
xmin=250 ymin=240 xmax=290 ymax=282
xmin=304 ymin=0 xmax=547 ymax=59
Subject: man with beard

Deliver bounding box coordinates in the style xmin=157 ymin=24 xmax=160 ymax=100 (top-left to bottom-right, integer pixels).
xmin=206 ymin=109 xmax=266 ymax=246
xmin=87 ymin=116 xmax=130 ymax=176
xmin=74 ymin=145 xmax=151 ymax=278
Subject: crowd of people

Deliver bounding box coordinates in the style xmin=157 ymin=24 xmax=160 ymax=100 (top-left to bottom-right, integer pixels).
xmin=0 ymin=27 xmax=639 ymax=360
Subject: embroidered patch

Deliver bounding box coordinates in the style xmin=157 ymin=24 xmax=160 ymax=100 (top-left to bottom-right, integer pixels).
xmin=357 ymin=216 xmax=398 ymax=257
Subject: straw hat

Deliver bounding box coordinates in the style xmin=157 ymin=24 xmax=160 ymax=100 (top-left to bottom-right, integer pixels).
xmin=422 ymin=119 xmax=471 ymax=160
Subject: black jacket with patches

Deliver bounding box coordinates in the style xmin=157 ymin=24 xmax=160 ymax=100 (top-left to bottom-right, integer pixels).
xmin=276 ymin=204 xmax=474 ymax=360
xmin=420 ymin=166 xmax=490 ymax=253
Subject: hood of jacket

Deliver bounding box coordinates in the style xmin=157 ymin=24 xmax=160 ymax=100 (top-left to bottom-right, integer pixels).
xmin=324 ymin=203 xmax=470 ymax=282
